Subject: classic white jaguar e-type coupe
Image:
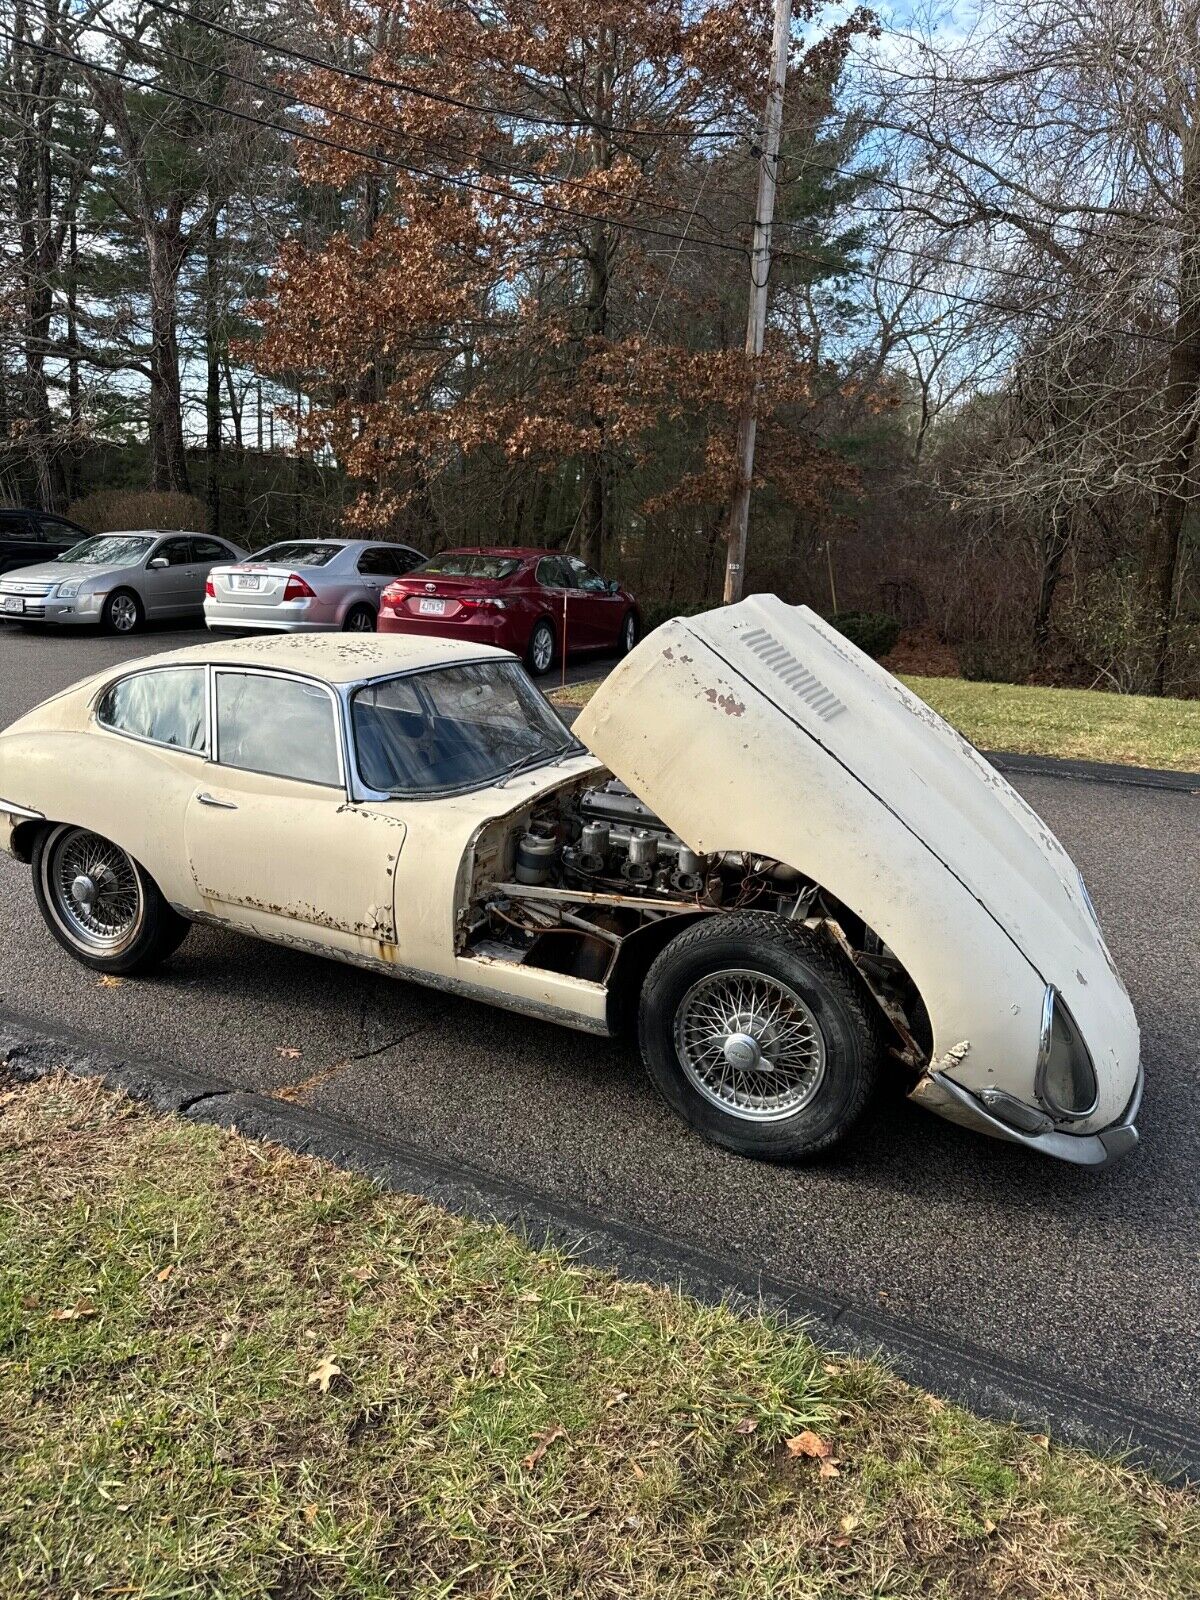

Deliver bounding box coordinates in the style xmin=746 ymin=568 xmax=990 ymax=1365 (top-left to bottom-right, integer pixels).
xmin=0 ymin=597 xmax=1141 ymax=1165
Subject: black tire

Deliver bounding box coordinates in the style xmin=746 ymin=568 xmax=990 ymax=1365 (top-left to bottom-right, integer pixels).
xmin=637 ymin=914 xmax=883 ymax=1161
xmin=343 ymin=602 xmax=377 ymax=632
xmin=526 ymin=617 xmax=556 ymax=676
xmin=102 ymin=588 xmax=144 ymax=635
xmin=32 ymin=824 xmax=190 ymax=976
xmin=619 ymin=610 xmax=639 ymax=656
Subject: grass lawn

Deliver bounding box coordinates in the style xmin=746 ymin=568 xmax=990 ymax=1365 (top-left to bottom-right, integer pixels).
xmin=2 ymin=1072 xmax=1198 ymax=1599
xmin=551 ymin=674 xmax=1200 ymax=773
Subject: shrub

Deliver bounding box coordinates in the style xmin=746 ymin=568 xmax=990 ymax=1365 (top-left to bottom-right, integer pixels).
xmin=640 ymin=600 xmax=711 ymax=634
xmin=958 ymin=637 xmax=1038 ymax=684
xmin=830 ymin=610 xmax=901 ymax=659
xmin=65 ymin=488 xmax=207 ymax=534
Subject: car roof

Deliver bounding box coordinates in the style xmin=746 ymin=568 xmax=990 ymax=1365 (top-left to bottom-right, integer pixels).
xmin=109 ymin=631 xmax=516 ymax=685
xmin=427 ymin=546 xmax=559 ymax=561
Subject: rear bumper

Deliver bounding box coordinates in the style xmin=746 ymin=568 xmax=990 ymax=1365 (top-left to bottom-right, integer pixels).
xmin=379 ymin=611 xmax=517 ymax=649
xmin=911 ymin=1062 xmax=1143 ymax=1167
xmin=205 ymin=600 xmax=341 ymax=632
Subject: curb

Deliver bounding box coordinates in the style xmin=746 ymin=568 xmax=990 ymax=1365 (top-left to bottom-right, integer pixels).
xmin=3 ymin=1007 xmax=1197 ymax=1486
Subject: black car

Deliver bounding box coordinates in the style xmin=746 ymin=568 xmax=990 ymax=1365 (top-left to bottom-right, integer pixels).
xmin=0 ymin=508 xmax=89 ymax=576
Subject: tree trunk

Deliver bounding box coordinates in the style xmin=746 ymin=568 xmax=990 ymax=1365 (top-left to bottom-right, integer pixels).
xmin=66 ymin=219 xmax=81 ymax=501
xmin=146 ymin=228 xmax=190 ymax=493
xmin=579 ymin=28 xmax=614 ymax=569
xmin=1141 ymin=128 xmax=1200 ymax=694
xmin=1033 ymin=504 xmax=1070 ymax=653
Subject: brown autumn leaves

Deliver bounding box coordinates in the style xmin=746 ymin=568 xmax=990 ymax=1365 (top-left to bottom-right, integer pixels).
xmin=250 ymin=0 xmax=871 ymax=554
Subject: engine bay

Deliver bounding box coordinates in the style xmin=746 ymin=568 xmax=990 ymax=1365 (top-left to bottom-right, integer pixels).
xmin=458 ymin=773 xmax=931 ymax=1066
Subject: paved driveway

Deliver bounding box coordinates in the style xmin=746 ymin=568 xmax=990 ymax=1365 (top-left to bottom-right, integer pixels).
xmin=1 ymin=619 xmax=1197 ymax=1440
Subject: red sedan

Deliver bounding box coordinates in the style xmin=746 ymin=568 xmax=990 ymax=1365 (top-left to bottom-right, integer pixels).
xmin=378 ymin=547 xmax=640 ymax=675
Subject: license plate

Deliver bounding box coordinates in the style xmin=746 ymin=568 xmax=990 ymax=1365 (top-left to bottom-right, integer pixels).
xmin=234 ymin=574 xmax=261 ymax=591
xmin=2 ymin=595 xmax=24 ymax=614
xmin=418 ymin=597 xmax=447 ymax=615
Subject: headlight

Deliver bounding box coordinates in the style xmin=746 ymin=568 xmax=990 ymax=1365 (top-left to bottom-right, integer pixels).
xmin=1036 ymin=987 xmax=1099 ymax=1120
xmin=56 ymin=581 xmax=81 ymax=599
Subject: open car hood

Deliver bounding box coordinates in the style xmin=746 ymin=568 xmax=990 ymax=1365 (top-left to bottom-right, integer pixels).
xmin=574 ymin=596 xmax=1137 ymax=1116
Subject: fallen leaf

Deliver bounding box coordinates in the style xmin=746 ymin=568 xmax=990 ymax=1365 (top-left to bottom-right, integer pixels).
xmin=1032 ymin=1433 xmax=1050 ymax=1450
xmin=156 ymin=1266 xmax=174 ymax=1283
xmin=604 ymin=1390 xmax=629 ymax=1410
xmin=840 ymin=1515 xmax=859 ymax=1535
xmin=734 ymin=1416 xmax=758 ymax=1436
xmin=818 ymin=1459 xmax=841 ymax=1479
xmin=215 ymin=1329 xmax=235 ymax=1353
xmin=277 ymin=1045 xmax=302 ymax=1059
xmin=489 ymin=1355 xmax=507 ymax=1378
xmin=833 ymin=1536 xmax=851 ymax=1549
xmin=630 ymin=1460 xmax=646 ymax=1480
xmin=522 ymin=1422 xmax=567 ymax=1471
xmin=307 ymin=1356 xmax=345 ymax=1394
xmin=302 ymin=1503 xmax=319 ymax=1525
xmin=97 ymin=975 xmax=124 ymax=988
xmin=822 ymin=1362 xmax=842 ymax=1377
xmin=982 ymin=1517 xmax=997 ymax=1534
xmin=786 ymin=1430 xmax=833 ymax=1459
xmin=349 ymin=1263 xmax=376 ymax=1284
xmin=926 ymin=1393 xmax=946 ymax=1413
xmin=49 ymin=1298 xmax=96 ymax=1322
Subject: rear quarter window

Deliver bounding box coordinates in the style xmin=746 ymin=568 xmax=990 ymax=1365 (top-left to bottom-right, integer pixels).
xmin=96 ymin=667 xmax=207 ymax=752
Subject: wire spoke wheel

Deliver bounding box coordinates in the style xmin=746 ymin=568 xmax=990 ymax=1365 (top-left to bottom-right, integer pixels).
xmin=673 ymin=967 xmax=826 ymax=1122
xmin=43 ymin=827 xmax=145 ymax=954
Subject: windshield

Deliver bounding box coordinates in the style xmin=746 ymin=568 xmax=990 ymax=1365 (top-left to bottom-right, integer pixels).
xmin=57 ymin=535 xmax=154 ymax=566
xmin=351 ymin=661 xmax=573 ymax=794
xmin=254 ymin=541 xmax=342 ymax=567
xmin=412 ymin=554 xmax=522 ymax=581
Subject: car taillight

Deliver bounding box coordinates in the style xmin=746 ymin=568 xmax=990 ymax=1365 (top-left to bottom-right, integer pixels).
xmin=204 ymin=576 xmax=215 ymax=598
xmin=380 ymin=585 xmax=400 ymax=612
xmin=461 ymin=596 xmax=507 ymax=610
xmin=283 ymin=574 xmax=315 ymax=602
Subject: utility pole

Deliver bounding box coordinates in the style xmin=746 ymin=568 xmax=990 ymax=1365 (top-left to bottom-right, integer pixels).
xmin=723 ymin=0 xmax=792 ymax=605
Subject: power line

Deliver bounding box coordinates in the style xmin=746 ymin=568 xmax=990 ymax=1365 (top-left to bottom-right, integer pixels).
xmin=4 ymin=29 xmax=1178 ymax=344
xmin=8 ymin=30 xmax=750 ymax=258
xmin=142 ymin=0 xmax=749 ymax=144
xmin=89 ymin=13 xmax=735 ymax=244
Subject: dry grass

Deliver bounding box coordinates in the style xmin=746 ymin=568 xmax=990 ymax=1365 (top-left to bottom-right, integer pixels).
xmin=550 ymin=674 xmax=1200 ymax=772
xmin=2 ymin=1071 xmax=1197 ymax=1599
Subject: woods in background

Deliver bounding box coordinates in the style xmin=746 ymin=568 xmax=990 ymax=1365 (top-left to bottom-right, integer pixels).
xmin=4 ymin=0 xmax=1200 ymax=693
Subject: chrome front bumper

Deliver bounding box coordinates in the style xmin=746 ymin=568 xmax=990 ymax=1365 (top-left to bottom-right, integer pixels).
xmin=911 ymin=1063 xmax=1143 ymax=1167
xmin=0 ymin=592 xmax=103 ymax=625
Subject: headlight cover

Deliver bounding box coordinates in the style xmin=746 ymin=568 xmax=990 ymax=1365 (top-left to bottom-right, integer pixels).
xmin=1036 ymin=987 xmax=1099 ymax=1120
xmin=56 ymin=580 xmax=81 ymax=599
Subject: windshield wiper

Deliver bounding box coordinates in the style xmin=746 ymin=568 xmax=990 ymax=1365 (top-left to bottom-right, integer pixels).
xmin=495 ymin=741 xmax=575 ymax=787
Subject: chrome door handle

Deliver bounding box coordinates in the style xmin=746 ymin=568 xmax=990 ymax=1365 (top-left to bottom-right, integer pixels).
xmin=197 ymin=792 xmax=238 ymax=810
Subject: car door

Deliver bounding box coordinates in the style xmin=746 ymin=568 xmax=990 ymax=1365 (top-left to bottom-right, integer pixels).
xmin=566 ymin=556 xmax=624 ymax=647
xmin=183 ymin=667 xmax=404 ymax=960
xmin=535 ymin=555 xmax=589 ymax=651
xmin=0 ymin=513 xmax=41 ymax=576
xmin=36 ymin=516 xmax=84 ymax=561
xmin=144 ymin=536 xmax=200 ymax=615
xmin=355 ymin=545 xmax=403 ymax=608
xmin=190 ymin=537 xmax=240 ymax=610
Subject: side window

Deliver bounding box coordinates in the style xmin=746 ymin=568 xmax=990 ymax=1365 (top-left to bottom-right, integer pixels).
xmin=215 ymin=672 xmax=341 ymax=787
xmin=153 ymin=538 xmax=194 ymax=566
xmin=37 ymin=518 xmax=73 ymax=543
xmin=191 ymin=537 xmax=230 ymax=562
xmin=97 ymin=668 xmax=207 ymax=752
xmin=536 ymin=556 xmax=575 ymax=588
xmin=567 ymin=557 xmax=608 ymax=593
xmin=2 ymin=517 xmax=35 ymax=542
xmin=358 ymin=546 xmax=402 ymax=575
xmin=395 ymin=546 xmax=425 ymax=574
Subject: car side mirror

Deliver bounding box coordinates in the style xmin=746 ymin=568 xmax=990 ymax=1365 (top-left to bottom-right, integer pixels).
xmin=147 ymin=556 xmax=168 ymax=569
xmin=606 ymin=579 xmax=621 ymax=595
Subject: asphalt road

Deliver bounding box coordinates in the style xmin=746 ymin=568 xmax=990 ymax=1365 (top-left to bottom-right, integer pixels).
xmin=2 ymin=619 xmax=1198 ymax=1435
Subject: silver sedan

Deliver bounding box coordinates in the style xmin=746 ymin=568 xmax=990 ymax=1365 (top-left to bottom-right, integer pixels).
xmin=0 ymin=530 xmax=247 ymax=633
xmin=205 ymin=538 xmax=426 ymax=633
